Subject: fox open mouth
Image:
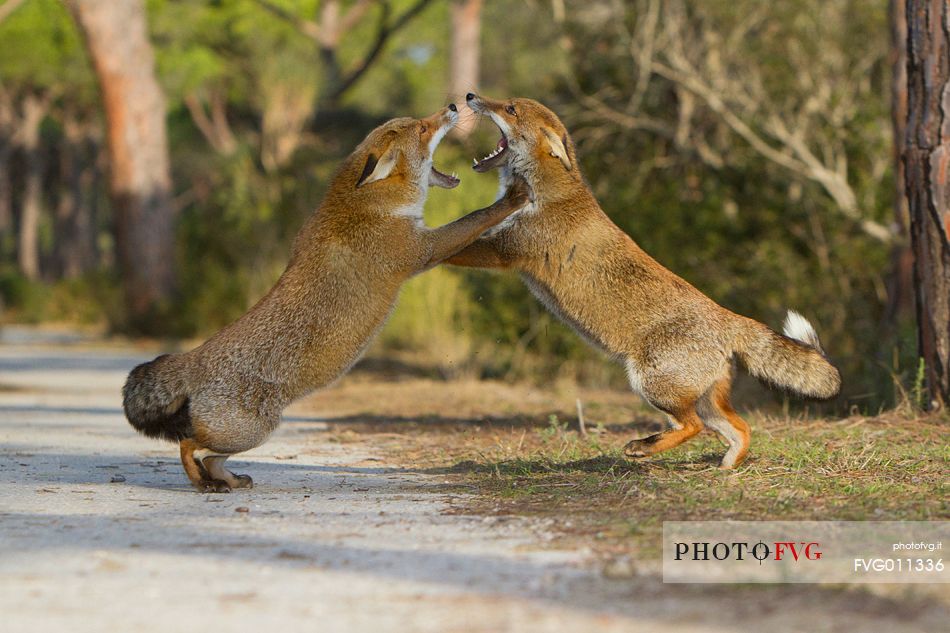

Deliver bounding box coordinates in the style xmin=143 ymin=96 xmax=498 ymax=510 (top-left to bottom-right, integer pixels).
xmin=472 ymin=134 xmax=508 ymax=172
xmin=429 ymin=165 xmax=460 ymax=188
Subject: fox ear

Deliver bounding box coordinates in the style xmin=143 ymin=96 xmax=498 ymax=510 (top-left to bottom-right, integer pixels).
xmin=357 ymin=145 xmax=400 ymax=188
xmin=540 ymin=127 xmax=571 ymax=171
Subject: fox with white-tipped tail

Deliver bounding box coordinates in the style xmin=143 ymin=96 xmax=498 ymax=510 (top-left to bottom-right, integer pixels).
xmin=447 ymin=93 xmax=841 ymax=468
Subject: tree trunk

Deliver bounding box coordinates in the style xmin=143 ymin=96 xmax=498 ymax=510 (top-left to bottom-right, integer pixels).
xmin=885 ymin=0 xmax=915 ymax=326
xmin=67 ymin=0 xmax=175 ymax=332
xmin=450 ymin=0 xmax=482 ymax=137
xmin=904 ymin=0 xmax=950 ymax=409
xmin=0 ymin=94 xmax=13 ymax=238
xmin=0 ymin=143 xmax=11 ymax=239
xmin=55 ymin=115 xmax=98 ymax=278
xmin=16 ymin=94 xmax=47 ymax=281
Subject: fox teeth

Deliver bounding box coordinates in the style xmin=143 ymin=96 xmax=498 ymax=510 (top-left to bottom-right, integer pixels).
xmin=474 ymin=145 xmax=506 ymax=165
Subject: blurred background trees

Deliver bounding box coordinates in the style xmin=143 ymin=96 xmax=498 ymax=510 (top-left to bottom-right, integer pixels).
xmin=0 ymin=0 xmax=938 ymax=411
xmin=68 ymin=0 xmax=176 ymax=333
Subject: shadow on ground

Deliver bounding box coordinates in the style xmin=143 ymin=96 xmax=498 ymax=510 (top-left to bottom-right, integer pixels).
xmin=1 ymin=503 xmax=944 ymax=630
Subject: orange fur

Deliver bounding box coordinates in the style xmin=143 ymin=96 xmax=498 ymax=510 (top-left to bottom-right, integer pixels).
xmin=448 ymin=94 xmax=840 ymax=468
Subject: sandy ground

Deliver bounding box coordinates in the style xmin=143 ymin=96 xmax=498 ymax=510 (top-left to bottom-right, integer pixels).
xmin=0 ymin=330 xmax=946 ymax=632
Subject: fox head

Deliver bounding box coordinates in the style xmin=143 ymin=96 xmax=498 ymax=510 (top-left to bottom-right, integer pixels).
xmin=466 ymin=93 xmax=578 ymax=200
xmin=330 ymin=105 xmax=460 ymax=213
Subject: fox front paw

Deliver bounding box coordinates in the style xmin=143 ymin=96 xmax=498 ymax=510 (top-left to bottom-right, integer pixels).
xmin=504 ymin=174 xmax=533 ymax=206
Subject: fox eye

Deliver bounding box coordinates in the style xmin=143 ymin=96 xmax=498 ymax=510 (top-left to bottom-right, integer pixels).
xmin=420 ymin=124 xmax=428 ymax=134
xmin=505 ymin=104 xmax=516 ymax=116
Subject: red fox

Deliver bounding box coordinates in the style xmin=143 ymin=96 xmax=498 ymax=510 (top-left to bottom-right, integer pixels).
xmin=447 ymin=93 xmax=841 ymax=468
xmin=124 ymin=105 xmax=531 ymax=491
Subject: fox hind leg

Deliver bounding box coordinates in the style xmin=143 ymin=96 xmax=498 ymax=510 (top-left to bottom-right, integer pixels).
xmin=179 ymin=439 xmax=205 ymax=487
xmin=182 ymin=406 xmax=272 ymax=492
xmin=623 ymin=404 xmax=704 ymax=460
xmin=180 ymin=439 xmax=231 ymax=493
xmin=199 ymin=453 xmax=253 ymax=490
xmin=697 ymin=377 xmax=751 ymax=469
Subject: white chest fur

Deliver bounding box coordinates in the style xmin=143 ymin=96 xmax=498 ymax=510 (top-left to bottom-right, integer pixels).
xmin=391 ymin=201 xmax=426 ymax=225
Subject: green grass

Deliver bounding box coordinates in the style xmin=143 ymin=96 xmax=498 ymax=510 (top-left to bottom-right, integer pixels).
xmin=439 ymin=412 xmax=949 ymax=554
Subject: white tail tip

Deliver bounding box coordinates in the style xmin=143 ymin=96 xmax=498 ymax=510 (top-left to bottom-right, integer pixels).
xmin=783 ymin=310 xmax=822 ymax=351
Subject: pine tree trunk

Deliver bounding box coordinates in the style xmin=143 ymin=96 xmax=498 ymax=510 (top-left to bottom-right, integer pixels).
xmin=904 ymin=0 xmax=950 ymax=409
xmin=16 ymin=94 xmax=47 ymax=281
xmin=885 ymin=0 xmax=914 ymax=326
xmin=0 ymin=95 xmax=13 ymax=239
xmin=67 ymin=0 xmax=175 ymax=332
xmin=55 ymin=115 xmax=98 ymax=278
xmin=0 ymin=143 xmax=12 ymax=240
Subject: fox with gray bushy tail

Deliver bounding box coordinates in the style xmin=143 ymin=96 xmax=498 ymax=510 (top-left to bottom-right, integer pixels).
xmin=446 ymin=93 xmax=840 ymax=468
xmin=123 ymin=105 xmax=531 ymax=492
xmin=123 ymin=354 xmax=192 ymax=441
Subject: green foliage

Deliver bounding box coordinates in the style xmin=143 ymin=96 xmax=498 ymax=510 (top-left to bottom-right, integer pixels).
xmin=0 ymin=269 xmax=47 ymax=321
xmin=0 ymin=0 xmax=93 ymax=97
xmin=0 ymin=268 xmax=117 ymax=325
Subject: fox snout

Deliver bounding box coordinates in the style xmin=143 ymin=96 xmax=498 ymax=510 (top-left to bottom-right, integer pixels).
xmin=442 ymin=103 xmax=459 ymax=124
xmin=464 ymin=93 xmax=510 ymax=119
xmin=419 ymin=105 xmax=460 ymax=152
xmin=424 ymin=104 xmax=459 ymax=132
xmin=467 ymin=93 xmax=517 ymax=173
xmin=466 ymin=92 xmax=491 ymax=115
xmin=466 ymin=93 xmax=511 ymax=119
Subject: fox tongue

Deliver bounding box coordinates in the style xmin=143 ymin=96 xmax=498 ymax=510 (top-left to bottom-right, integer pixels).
xmin=473 ymin=135 xmax=508 ymax=172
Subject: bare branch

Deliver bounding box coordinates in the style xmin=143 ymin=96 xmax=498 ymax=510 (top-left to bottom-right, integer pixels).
xmin=254 ymin=0 xmax=322 ymax=42
xmin=653 ymin=59 xmax=892 ymax=243
xmin=652 ymin=61 xmax=808 ymax=176
xmin=255 ymin=0 xmax=432 ymax=103
xmin=331 ymin=0 xmax=434 ymax=101
xmin=184 ymin=91 xmax=237 ymax=156
xmin=339 ymin=0 xmax=375 ymax=36
xmin=183 ymin=93 xmax=218 ymax=150
xmin=561 ymin=0 xmax=892 ymax=242
xmin=256 ymin=0 xmax=380 ymax=48
xmin=627 ymin=0 xmax=659 ymax=113
xmin=569 ymin=85 xmax=671 ymax=137
xmin=560 ymin=60 xmax=671 ymax=138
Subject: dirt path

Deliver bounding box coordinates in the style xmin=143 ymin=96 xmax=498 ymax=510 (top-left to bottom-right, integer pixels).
xmin=0 ymin=333 xmax=945 ymax=632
